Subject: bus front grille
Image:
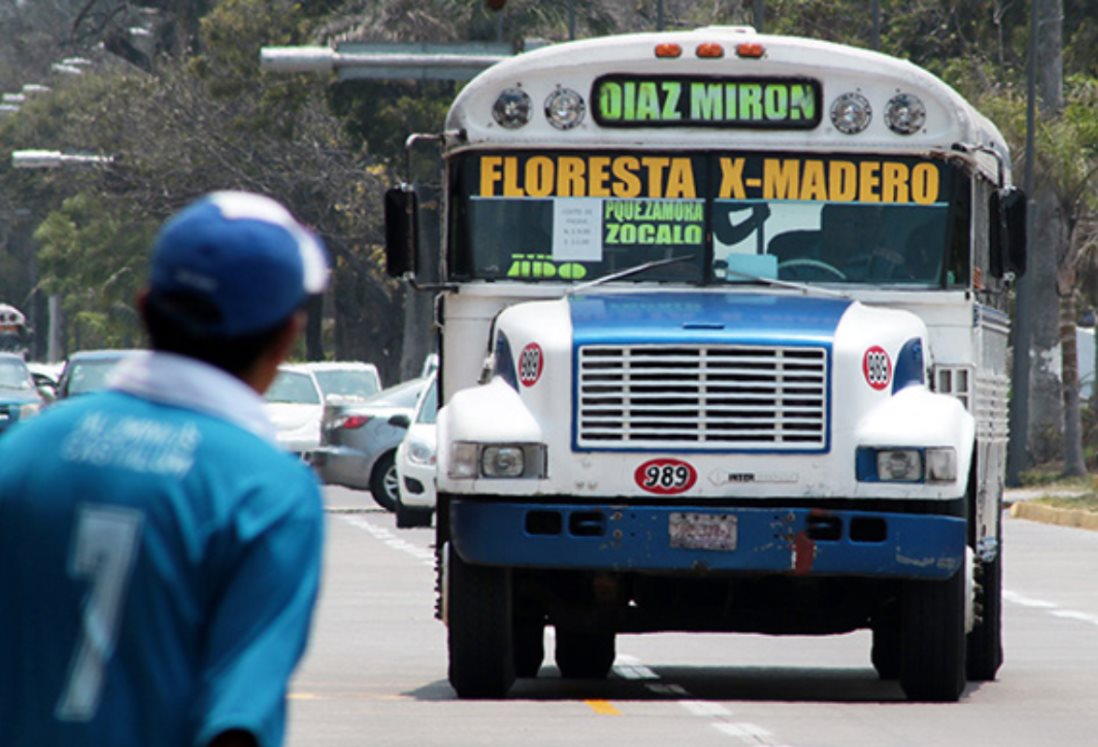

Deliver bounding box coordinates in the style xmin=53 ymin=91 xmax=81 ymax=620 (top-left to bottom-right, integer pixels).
xmin=576 ymin=344 xmax=828 ymax=451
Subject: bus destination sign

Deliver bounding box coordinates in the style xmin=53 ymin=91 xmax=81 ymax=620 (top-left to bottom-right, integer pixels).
xmin=592 ymin=75 xmax=821 ymax=129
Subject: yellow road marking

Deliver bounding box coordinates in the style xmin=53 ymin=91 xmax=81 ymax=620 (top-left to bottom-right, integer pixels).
xmin=585 ymin=699 xmax=622 ymax=716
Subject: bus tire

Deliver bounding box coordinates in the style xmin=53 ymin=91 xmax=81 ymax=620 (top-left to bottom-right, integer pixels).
xmin=513 ymin=617 xmax=545 ymax=678
xmin=447 ymin=545 xmax=515 ymax=699
xmin=899 ymin=570 xmax=967 ymax=702
xmin=871 ymin=621 xmax=901 ymax=679
xmin=554 ymin=629 xmax=615 ymax=680
xmin=966 ymin=548 xmax=1004 ymax=681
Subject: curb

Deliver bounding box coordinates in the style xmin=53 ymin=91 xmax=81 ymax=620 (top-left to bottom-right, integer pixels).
xmin=1009 ymin=500 xmax=1098 ymax=532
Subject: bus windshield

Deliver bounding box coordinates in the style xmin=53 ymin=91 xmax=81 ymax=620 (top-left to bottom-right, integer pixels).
xmin=450 ymin=150 xmax=970 ymax=287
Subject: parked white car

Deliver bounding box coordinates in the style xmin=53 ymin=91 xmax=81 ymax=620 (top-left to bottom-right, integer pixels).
xmin=394 ymin=374 xmax=437 ymax=528
xmin=304 ymin=360 xmax=382 ymax=403
xmin=263 ymin=363 xmax=324 ymax=457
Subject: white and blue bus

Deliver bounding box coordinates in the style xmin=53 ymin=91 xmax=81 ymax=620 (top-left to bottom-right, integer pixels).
xmin=0 ymin=304 xmax=31 ymax=357
xmin=385 ymin=26 xmax=1026 ymax=702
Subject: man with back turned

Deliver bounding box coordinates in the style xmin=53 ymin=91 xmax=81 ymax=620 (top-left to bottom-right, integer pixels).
xmin=0 ymin=191 xmax=330 ymax=747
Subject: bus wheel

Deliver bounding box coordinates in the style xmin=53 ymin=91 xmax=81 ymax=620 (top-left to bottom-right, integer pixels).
xmin=447 ymin=545 xmax=515 ymax=699
xmin=513 ymin=617 xmax=545 ymax=678
xmin=870 ymin=616 xmax=901 ymax=680
xmin=899 ymin=570 xmax=966 ymax=701
xmin=554 ymin=629 xmax=615 ymax=679
xmin=966 ymin=548 xmax=1004 ymax=681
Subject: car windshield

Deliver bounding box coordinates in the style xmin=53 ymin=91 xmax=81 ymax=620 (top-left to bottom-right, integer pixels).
xmin=312 ymin=369 xmax=381 ymax=399
xmin=415 ymin=378 xmax=438 ymax=425
xmin=0 ymin=359 xmax=32 ymax=390
xmin=66 ymin=358 xmax=126 ymax=395
xmin=451 ymin=150 xmax=969 ymax=287
xmin=266 ymin=371 xmax=321 ymax=404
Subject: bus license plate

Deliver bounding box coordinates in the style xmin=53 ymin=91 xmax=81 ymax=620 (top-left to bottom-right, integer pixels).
xmin=669 ymin=512 xmax=738 ymax=551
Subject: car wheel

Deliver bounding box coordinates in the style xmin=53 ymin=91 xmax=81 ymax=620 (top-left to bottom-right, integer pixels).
xmin=369 ymin=452 xmax=399 ymax=512
xmin=447 ymin=545 xmax=515 ymax=699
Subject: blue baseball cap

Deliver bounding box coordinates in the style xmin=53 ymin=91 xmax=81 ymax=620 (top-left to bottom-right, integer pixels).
xmin=148 ymin=191 xmax=329 ymax=337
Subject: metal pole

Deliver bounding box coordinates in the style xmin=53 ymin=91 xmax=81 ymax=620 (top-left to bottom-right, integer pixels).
xmin=871 ymin=0 xmax=881 ymax=50
xmin=47 ymin=294 xmax=61 ymax=363
xmin=657 ymin=0 xmax=664 ymax=31
xmin=1006 ymin=0 xmax=1039 ymax=485
xmin=568 ymin=0 xmax=576 ymax=40
xmin=753 ymin=0 xmax=765 ymax=33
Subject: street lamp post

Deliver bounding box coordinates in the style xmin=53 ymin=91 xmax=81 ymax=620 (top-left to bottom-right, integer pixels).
xmin=11 ymin=150 xmax=114 ymax=169
xmin=10 ymin=149 xmax=115 ymax=361
xmin=260 ymin=44 xmax=512 ymax=81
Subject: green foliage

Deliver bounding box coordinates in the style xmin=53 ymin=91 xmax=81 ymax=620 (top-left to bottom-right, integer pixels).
xmin=3 ymin=0 xmax=1098 ymax=375
xmin=34 ymin=192 xmax=155 ymax=351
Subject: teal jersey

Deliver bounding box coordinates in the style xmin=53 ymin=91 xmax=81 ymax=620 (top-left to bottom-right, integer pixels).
xmin=0 ymin=385 xmax=323 ymax=747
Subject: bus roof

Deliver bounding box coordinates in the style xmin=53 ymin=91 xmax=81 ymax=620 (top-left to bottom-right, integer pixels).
xmin=446 ymin=27 xmax=1009 ymax=183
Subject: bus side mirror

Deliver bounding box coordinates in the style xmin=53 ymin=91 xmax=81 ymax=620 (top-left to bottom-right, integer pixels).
xmin=384 ymin=184 xmax=418 ymax=278
xmin=990 ymin=187 xmax=1026 ymax=279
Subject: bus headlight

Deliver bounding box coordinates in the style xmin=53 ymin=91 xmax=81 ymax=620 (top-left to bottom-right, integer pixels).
xmin=482 ymin=446 xmax=524 ymax=477
xmin=924 ymin=447 xmax=958 ymax=483
xmin=885 ymin=93 xmax=926 ymax=135
xmin=878 ymin=449 xmax=922 ymax=481
xmin=448 ymin=441 xmax=547 ymax=479
xmin=855 ymin=446 xmax=957 ymax=483
xmin=492 ymin=87 xmax=532 ymax=129
xmin=18 ymin=403 xmax=40 ymax=419
xmin=544 ymin=87 xmax=585 ymax=130
xmin=830 ymin=92 xmax=872 ymax=134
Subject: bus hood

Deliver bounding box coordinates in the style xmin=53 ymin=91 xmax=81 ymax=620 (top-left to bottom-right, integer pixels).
xmin=568 ymin=291 xmax=853 ymax=346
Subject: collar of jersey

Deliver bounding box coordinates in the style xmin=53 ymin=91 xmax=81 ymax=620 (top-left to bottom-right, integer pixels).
xmin=108 ymin=350 xmax=278 ymax=444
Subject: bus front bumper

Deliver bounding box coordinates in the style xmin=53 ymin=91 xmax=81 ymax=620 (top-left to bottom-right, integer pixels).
xmin=449 ymin=499 xmax=965 ymax=579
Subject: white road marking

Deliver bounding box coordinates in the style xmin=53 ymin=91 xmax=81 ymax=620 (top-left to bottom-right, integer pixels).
xmin=1002 ymin=590 xmax=1056 ymax=608
xmin=1049 ymin=609 xmax=1098 ymax=626
xmin=613 ymin=663 xmax=660 ymax=680
xmin=1004 ymin=589 xmax=1098 ymax=626
xmin=680 ymin=700 xmax=733 ymax=717
xmin=343 ymin=518 xmax=795 ymax=744
xmin=340 ymin=515 xmax=434 ymax=566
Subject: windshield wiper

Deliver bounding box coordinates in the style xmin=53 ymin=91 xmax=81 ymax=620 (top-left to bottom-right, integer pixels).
xmin=721 ymin=267 xmax=850 ymax=299
xmin=567 ymin=254 xmax=695 ymax=296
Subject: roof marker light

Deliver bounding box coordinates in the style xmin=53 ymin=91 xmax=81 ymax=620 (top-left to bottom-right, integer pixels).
xmin=695 ymin=42 xmax=724 ymax=59
xmin=885 ymin=93 xmax=927 ymax=135
xmin=735 ymin=42 xmax=765 ymax=58
xmin=492 ymin=87 xmax=531 ymax=129
xmin=544 ymin=87 xmax=585 ymax=130
xmin=654 ymin=42 xmax=682 ymax=58
xmin=830 ymin=92 xmax=872 ymax=134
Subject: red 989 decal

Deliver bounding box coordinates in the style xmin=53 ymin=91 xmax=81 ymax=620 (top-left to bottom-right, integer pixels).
xmin=518 ymin=343 xmax=543 ymax=387
xmin=862 ymin=345 xmax=891 ymax=390
xmin=634 ymin=458 xmax=698 ymax=495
